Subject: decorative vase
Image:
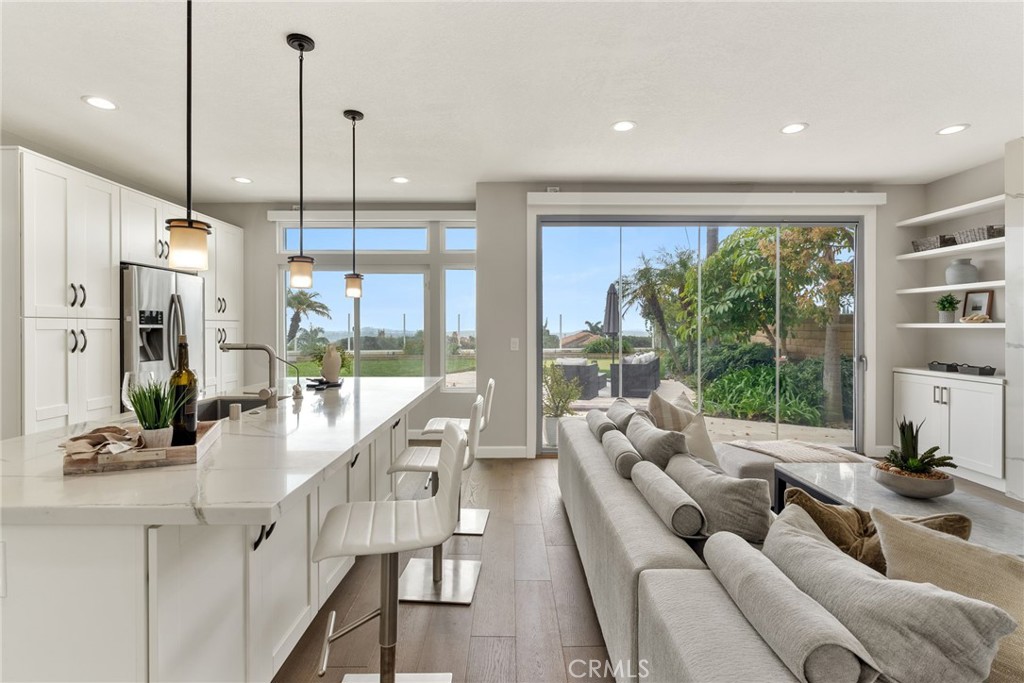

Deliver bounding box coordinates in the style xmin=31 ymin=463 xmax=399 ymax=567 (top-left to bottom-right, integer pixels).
xmin=322 ymin=344 xmax=341 ymax=382
xmin=544 ymin=416 xmax=560 ymax=448
xmin=938 ymin=310 xmax=956 ymax=324
xmin=870 ymin=464 xmax=955 ymax=499
xmin=945 ymin=258 xmax=979 ymax=285
xmin=141 ymin=427 xmax=173 ymax=449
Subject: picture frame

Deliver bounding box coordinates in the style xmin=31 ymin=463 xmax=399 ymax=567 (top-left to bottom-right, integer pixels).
xmin=962 ymin=289 xmax=994 ymax=319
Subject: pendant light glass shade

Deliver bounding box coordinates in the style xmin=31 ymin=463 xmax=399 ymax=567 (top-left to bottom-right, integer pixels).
xmin=345 ymin=273 xmax=364 ymax=298
xmin=166 ymin=219 xmax=212 ymax=271
xmin=288 ymin=255 xmax=315 ymax=289
xmin=165 ymin=0 xmax=211 ymax=271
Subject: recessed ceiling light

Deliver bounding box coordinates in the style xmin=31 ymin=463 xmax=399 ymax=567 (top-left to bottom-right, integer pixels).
xmin=937 ymin=124 xmax=970 ymax=135
xmin=232 ymin=177 xmax=253 ymax=184
xmin=390 ymin=176 xmax=410 ymax=184
xmin=780 ymin=122 xmax=808 ymax=135
xmin=612 ymin=121 xmax=637 ymax=132
xmin=81 ymin=95 xmax=117 ymax=110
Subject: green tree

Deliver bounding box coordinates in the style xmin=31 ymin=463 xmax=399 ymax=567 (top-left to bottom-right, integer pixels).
xmin=584 ymin=320 xmax=604 ymax=335
xmin=286 ymin=290 xmax=331 ymax=343
xmin=621 ymin=249 xmax=695 ymax=374
xmin=541 ymin=318 xmax=560 ymax=349
xmin=296 ymin=326 xmax=329 ymax=355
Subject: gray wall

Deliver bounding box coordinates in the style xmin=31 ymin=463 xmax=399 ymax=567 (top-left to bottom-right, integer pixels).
xmin=1004 ymin=139 xmax=1024 ymax=500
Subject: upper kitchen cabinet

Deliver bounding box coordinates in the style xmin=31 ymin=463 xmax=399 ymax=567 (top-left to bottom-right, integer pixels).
xmin=121 ymin=188 xmax=171 ymax=268
xmin=207 ymin=219 xmax=244 ymax=321
xmin=16 ymin=150 xmax=121 ymax=319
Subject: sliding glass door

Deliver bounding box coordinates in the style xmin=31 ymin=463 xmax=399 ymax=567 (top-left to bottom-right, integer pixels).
xmin=538 ymin=221 xmax=860 ymax=453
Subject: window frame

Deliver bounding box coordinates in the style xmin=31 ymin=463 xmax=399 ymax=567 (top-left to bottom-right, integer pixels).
xmin=441 ymin=266 xmax=477 ymax=393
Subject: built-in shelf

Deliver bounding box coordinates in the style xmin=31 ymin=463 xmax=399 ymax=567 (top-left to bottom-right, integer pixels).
xmin=896 ymin=280 xmax=1006 ymax=295
xmin=896 ymin=322 xmax=1006 ymax=330
xmin=896 ymin=195 xmax=1006 ymax=228
xmin=896 ymin=237 xmax=1005 ymax=261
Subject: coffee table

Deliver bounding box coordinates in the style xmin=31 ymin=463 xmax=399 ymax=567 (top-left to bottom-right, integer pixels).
xmin=775 ymin=462 xmax=1024 ymax=557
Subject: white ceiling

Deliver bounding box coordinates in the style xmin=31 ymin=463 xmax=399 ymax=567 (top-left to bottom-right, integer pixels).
xmin=3 ymin=1 xmax=1022 ymax=204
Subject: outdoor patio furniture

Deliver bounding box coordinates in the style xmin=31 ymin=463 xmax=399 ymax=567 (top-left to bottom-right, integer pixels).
xmin=610 ymin=356 xmax=660 ymax=397
xmin=555 ymin=359 xmax=602 ymax=400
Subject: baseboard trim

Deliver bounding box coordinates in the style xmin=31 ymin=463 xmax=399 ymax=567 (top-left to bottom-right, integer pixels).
xmin=477 ymin=446 xmax=528 ymax=459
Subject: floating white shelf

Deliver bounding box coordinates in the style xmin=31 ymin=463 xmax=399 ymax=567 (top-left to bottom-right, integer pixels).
xmin=896 ymin=237 xmax=1005 ymax=261
xmin=896 ymin=195 xmax=1005 ymax=228
xmin=896 ymin=280 xmax=1006 ymax=295
xmin=896 ymin=322 xmax=1006 ymax=329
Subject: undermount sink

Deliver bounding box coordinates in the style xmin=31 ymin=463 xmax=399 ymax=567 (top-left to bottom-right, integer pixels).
xmin=196 ymin=398 xmax=267 ymax=422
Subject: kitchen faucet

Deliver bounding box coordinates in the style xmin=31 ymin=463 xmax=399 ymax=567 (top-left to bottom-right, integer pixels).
xmin=219 ymin=343 xmax=279 ymax=408
xmin=277 ymin=355 xmax=305 ymax=400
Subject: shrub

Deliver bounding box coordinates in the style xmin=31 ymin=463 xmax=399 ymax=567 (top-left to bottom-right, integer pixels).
xmin=542 ymin=362 xmax=581 ymax=417
xmin=583 ymin=336 xmax=634 ymax=354
xmin=700 ymin=342 xmax=775 ymax=383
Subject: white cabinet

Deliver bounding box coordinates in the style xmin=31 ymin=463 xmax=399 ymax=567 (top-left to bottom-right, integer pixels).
xmin=349 ymin=443 xmax=372 ymax=503
xmin=208 ymin=220 xmax=244 ymax=321
xmin=247 ymin=495 xmax=317 ymax=680
xmin=893 ymin=371 xmax=1005 ymax=479
xmin=204 ymin=320 xmax=242 ymax=394
xmin=120 ymin=188 xmax=169 ymax=268
xmin=23 ymin=317 xmax=120 ymax=433
xmin=20 ymin=152 xmax=120 ymax=319
xmin=204 ymin=321 xmax=222 ymax=394
xmin=315 ymin=465 xmax=354 ymax=607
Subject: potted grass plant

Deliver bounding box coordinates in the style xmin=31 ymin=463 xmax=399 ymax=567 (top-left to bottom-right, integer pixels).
xmin=872 ymin=416 xmax=957 ymax=498
xmin=542 ymin=362 xmax=582 ymax=448
xmin=935 ymin=293 xmax=961 ymax=324
xmin=127 ymin=380 xmax=186 ymax=448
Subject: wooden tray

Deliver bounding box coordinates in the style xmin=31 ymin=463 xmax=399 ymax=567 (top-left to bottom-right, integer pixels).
xmin=63 ymin=420 xmax=222 ymax=475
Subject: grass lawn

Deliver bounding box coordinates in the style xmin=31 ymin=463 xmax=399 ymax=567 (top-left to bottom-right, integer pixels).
xmin=294 ymin=356 xmax=476 ymax=378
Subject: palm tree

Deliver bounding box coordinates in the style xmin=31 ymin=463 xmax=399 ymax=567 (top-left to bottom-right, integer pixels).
xmin=286 ymin=290 xmax=331 ymax=343
xmin=296 ymin=326 xmax=329 ymax=355
xmin=584 ymin=320 xmax=604 ymax=335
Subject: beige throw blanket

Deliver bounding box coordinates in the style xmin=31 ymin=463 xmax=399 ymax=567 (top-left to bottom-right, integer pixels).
xmin=725 ymin=439 xmax=864 ymax=464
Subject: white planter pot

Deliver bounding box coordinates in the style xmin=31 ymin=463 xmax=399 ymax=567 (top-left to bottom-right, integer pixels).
xmin=141 ymin=427 xmax=173 ymax=449
xmin=544 ymin=416 xmax=560 ymax=448
xmin=938 ymin=310 xmax=956 ymax=324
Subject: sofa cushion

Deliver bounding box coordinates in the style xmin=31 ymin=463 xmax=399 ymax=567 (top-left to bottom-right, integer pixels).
xmin=606 ymin=397 xmax=638 ymax=431
xmin=646 ymin=391 xmax=718 ymax=465
xmin=631 ymin=461 xmax=705 ymax=537
xmin=586 ymin=409 xmax=618 ymax=440
xmin=873 ymin=508 xmax=1024 ymax=683
xmin=601 ymin=430 xmax=643 ymax=479
xmin=764 ymin=506 xmax=1016 ymax=683
xmin=784 ymin=487 xmax=972 ymax=573
xmin=665 ymin=454 xmax=772 ymax=543
xmin=704 ymin=532 xmax=878 ymax=683
xmin=555 ymin=357 xmax=588 ymax=365
xmin=626 ymin=414 xmax=688 ymax=469
xmin=639 ymin=569 xmax=799 ymax=683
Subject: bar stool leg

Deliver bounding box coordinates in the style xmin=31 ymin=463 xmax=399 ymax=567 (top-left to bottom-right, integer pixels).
xmin=380 ymin=553 xmax=399 ymax=683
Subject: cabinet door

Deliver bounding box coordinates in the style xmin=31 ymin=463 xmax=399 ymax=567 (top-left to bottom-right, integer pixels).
xmin=21 ymin=153 xmax=73 ymax=318
xmin=946 ymin=381 xmax=1004 ymax=478
xmin=204 ymin=321 xmax=222 ymax=394
xmin=220 ymin=320 xmax=242 ymax=392
xmin=120 ymin=189 xmax=163 ymax=267
xmin=72 ymin=175 xmax=120 ymax=319
xmin=372 ymin=429 xmax=394 ymax=502
xmin=348 ymin=446 xmax=372 ymax=503
xmin=200 ymin=215 xmax=220 ymax=319
xmin=215 ymin=223 xmax=244 ymax=320
xmin=892 ymin=373 xmax=947 ymax=451
xmin=248 ymin=496 xmax=316 ymax=679
xmin=75 ymin=319 xmax=121 ymax=424
xmin=23 ymin=318 xmax=74 ymax=433
xmin=316 ymin=466 xmax=354 ymax=607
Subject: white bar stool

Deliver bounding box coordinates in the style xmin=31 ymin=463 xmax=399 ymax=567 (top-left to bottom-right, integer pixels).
xmin=387 ymin=395 xmax=483 ymax=605
xmin=312 ymin=422 xmax=467 ymax=683
xmin=420 ymin=378 xmax=494 ymax=536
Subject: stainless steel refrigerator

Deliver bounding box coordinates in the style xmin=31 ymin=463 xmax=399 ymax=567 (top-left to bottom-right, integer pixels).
xmin=121 ymin=264 xmax=205 ymax=393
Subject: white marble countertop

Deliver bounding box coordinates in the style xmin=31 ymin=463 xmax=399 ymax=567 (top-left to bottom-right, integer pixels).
xmin=0 ymin=377 xmax=440 ymax=526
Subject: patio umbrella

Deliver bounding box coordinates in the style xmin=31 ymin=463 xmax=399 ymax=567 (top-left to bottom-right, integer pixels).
xmin=602 ymin=282 xmax=620 ymax=366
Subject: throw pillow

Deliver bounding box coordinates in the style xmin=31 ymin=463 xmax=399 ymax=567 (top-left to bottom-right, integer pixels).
xmin=763 ymin=506 xmax=1016 ymax=683
xmin=704 ymin=532 xmax=879 ymax=683
xmin=585 ymin=409 xmax=617 ymax=440
xmin=631 ymin=461 xmax=706 ymax=537
xmin=605 ymin=397 xmax=638 ymax=431
xmin=872 ymin=508 xmax=1023 ymax=683
xmin=625 ymin=414 xmax=688 ymax=469
xmin=784 ymin=487 xmax=971 ymax=573
xmin=646 ymin=391 xmax=718 ymax=465
xmin=665 ymin=454 xmax=772 ymax=543
xmin=600 ymin=429 xmax=642 ymax=479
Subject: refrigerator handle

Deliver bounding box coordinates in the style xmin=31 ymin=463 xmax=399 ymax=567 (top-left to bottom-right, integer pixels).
xmin=168 ymin=294 xmax=184 ymax=371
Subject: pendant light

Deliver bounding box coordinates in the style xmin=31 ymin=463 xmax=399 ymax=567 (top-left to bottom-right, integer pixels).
xmin=287 ymin=33 xmax=315 ymax=289
xmin=344 ymin=109 xmax=364 ymax=298
xmin=165 ymin=0 xmax=212 ymax=271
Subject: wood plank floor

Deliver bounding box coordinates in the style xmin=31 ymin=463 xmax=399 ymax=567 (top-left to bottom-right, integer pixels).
xmin=273 ymin=459 xmax=612 ymax=683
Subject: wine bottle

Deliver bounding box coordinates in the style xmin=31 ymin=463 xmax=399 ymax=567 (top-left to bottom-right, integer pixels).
xmin=170 ymin=335 xmax=199 ymax=446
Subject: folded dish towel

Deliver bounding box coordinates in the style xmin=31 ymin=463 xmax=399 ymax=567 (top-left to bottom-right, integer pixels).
xmin=725 ymin=439 xmax=864 ymax=464
xmin=61 ymin=426 xmax=141 ymax=460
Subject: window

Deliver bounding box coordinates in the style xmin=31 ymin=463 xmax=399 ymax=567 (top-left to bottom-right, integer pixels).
xmin=283 ymin=226 xmax=428 ymax=252
xmin=285 ymin=271 xmax=355 ymax=376
xmin=444 ymin=227 xmax=476 ymax=251
xmin=444 ymin=269 xmax=476 ymax=390
xmin=357 ymin=273 xmax=426 ymax=377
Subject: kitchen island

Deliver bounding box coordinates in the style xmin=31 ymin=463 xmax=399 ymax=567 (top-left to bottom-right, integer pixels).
xmin=0 ymin=377 xmax=440 ymax=682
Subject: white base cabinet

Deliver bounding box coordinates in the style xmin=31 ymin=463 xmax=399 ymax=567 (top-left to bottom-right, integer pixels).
xmin=893 ymin=370 xmax=1005 ymax=479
